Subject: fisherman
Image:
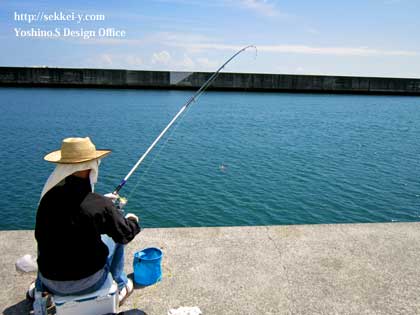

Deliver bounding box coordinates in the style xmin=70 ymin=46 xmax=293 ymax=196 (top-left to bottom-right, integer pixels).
xmin=29 ymin=137 xmax=141 ymax=306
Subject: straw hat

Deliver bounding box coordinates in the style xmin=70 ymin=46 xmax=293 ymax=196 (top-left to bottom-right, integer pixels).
xmin=44 ymin=137 xmax=111 ymax=164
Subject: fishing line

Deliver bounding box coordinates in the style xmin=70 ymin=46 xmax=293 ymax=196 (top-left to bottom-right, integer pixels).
xmin=126 ymin=102 xmax=194 ymax=200
xmin=113 ymin=45 xmax=257 ymax=196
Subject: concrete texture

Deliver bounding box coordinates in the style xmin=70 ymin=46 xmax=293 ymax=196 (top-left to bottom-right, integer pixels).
xmin=2 ymin=223 xmax=420 ymax=314
xmin=1 ymin=67 xmax=420 ymax=95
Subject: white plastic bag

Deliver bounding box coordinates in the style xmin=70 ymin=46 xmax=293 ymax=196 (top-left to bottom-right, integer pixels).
xmin=15 ymin=254 xmax=38 ymax=273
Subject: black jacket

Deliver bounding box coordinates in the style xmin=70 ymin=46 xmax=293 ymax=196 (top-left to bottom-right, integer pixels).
xmin=35 ymin=175 xmax=141 ymax=281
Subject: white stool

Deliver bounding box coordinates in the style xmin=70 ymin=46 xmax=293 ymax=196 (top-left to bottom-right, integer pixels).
xmin=53 ymin=273 xmax=118 ymax=315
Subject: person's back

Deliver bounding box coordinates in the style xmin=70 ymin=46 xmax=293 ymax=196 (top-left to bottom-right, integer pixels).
xmin=36 ymin=175 xmax=110 ymax=281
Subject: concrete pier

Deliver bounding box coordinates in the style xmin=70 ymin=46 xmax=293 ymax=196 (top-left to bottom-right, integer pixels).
xmin=2 ymin=223 xmax=420 ymax=314
xmin=1 ymin=67 xmax=420 ymax=95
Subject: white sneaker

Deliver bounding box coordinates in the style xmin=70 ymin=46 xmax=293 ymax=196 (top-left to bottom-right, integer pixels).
xmin=26 ymin=281 xmax=35 ymax=300
xmin=118 ymin=278 xmax=134 ymax=306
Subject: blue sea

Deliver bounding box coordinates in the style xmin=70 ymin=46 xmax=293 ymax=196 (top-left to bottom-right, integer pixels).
xmin=0 ymin=87 xmax=419 ymax=230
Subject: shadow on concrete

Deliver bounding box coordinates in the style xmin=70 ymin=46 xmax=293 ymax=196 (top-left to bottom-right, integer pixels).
xmin=3 ymin=299 xmax=32 ymax=315
xmin=127 ymin=273 xmax=149 ymax=290
xmin=3 ymin=301 xmax=147 ymax=315
xmin=114 ymin=310 xmax=148 ymax=315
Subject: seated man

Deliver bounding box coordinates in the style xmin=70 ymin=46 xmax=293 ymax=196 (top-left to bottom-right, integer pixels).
xmin=32 ymin=137 xmax=141 ymax=306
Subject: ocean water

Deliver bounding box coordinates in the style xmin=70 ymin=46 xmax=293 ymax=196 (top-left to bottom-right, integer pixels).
xmin=0 ymin=87 xmax=419 ymax=230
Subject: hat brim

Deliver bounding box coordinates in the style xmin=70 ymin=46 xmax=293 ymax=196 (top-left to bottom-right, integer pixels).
xmin=44 ymin=149 xmax=112 ymax=164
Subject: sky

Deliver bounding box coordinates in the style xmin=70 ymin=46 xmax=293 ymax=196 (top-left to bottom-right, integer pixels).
xmin=1 ymin=0 xmax=419 ymax=77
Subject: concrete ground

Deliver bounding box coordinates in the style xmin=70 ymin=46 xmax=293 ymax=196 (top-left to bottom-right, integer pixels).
xmin=1 ymin=223 xmax=420 ymax=315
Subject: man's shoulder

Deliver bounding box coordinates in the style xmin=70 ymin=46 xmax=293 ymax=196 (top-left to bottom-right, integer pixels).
xmin=80 ymin=192 xmax=114 ymax=213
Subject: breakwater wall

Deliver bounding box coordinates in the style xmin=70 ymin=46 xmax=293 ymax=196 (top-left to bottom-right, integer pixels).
xmin=1 ymin=66 xmax=420 ymax=95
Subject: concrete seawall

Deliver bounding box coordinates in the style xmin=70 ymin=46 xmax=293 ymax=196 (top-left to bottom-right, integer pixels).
xmin=2 ymin=223 xmax=420 ymax=314
xmin=1 ymin=67 xmax=420 ymax=95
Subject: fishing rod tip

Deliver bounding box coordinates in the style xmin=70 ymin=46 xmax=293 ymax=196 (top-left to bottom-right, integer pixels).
xmin=248 ymin=45 xmax=258 ymax=59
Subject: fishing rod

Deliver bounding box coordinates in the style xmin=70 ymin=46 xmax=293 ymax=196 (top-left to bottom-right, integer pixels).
xmin=113 ymin=45 xmax=256 ymax=196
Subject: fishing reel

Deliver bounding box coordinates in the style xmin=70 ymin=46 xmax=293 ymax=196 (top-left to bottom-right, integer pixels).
xmin=104 ymin=192 xmax=127 ymax=212
xmin=115 ymin=195 xmax=127 ymax=212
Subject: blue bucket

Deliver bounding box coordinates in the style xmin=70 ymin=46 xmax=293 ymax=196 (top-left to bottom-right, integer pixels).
xmin=133 ymin=247 xmax=163 ymax=286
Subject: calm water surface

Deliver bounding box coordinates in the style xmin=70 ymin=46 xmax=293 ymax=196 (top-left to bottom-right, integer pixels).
xmin=0 ymin=87 xmax=419 ymax=230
